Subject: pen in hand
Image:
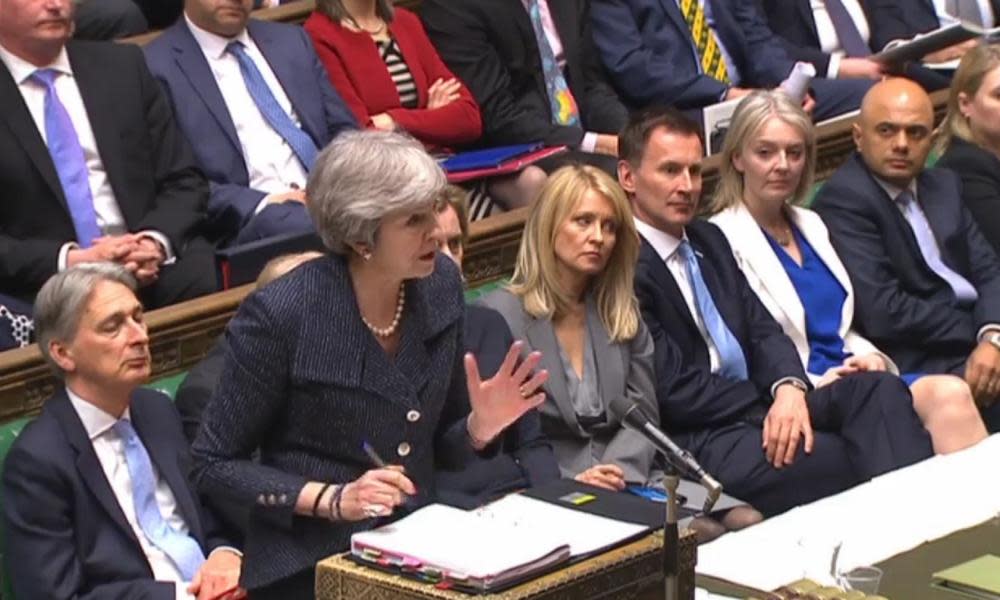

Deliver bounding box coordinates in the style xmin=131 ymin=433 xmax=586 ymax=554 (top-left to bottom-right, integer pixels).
xmin=362 ymin=440 xmax=388 ymax=468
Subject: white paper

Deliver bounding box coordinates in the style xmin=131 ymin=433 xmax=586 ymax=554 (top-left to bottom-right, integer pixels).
xmin=697 ymin=434 xmax=1000 ymax=591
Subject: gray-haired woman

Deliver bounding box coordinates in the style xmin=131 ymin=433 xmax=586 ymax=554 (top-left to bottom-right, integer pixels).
xmin=191 ymin=131 xmax=548 ymax=598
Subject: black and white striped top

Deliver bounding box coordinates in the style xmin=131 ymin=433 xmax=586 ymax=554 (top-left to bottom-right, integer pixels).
xmin=377 ymin=38 xmax=418 ymax=108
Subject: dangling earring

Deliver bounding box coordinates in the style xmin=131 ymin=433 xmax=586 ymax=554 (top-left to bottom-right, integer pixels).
xmin=362 ymin=251 xmax=372 ymax=261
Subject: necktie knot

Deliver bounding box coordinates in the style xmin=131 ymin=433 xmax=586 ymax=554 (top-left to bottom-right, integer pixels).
xmin=113 ymin=419 xmax=138 ymax=445
xmin=29 ymin=68 xmax=59 ymax=90
xmin=895 ymin=190 xmax=915 ymax=207
xmin=225 ymin=40 xmax=246 ymax=58
xmin=676 ymin=239 xmax=695 ymax=263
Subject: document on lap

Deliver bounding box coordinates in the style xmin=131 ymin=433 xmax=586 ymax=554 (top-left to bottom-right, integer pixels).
xmin=350 ymin=493 xmax=648 ymax=592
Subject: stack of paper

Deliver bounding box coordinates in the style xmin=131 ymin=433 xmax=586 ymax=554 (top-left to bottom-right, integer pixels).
xmin=933 ymin=555 xmax=1000 ymax=599
xmin=350 ymin=494 xmax=648 ymax=592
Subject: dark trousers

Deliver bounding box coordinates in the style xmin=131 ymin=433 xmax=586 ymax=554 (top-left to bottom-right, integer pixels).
xmin=810 ymin=78 xmax=873 ymax=121
xmin=250 ymin=568 xmax=315 ymax=600
xmin=139 ymin=235 xmax=220 ymax=309
xmin=235 ymin=202 xmax=315 ymax=246
xmin=695 ymin=371 xmax=934 ymax=517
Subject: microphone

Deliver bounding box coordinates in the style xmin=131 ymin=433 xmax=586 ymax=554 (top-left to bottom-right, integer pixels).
xmin=609 ymin=396 xmax=723 ymax=514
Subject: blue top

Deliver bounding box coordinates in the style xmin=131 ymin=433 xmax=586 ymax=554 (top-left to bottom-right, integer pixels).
xmin=764 ymin=225 xmax=850 ymax=376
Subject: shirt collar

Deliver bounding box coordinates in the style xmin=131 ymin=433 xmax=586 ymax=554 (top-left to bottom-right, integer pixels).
xmin=0 ymin=44 xmax=72 ymax=85
xmin=66 ymin=386 xmax=131 ymax=441
xmin=185 ymin=13 xmax=252 ymax=61
xmin=634 ymin=217 xmax=687 ymax=262
xmin=873 ymin=175 xmax=918 ymax=204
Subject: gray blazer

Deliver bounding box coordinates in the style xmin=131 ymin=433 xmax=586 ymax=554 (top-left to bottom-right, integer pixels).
xmin=481 ymin=289 xmax=659 ymax=484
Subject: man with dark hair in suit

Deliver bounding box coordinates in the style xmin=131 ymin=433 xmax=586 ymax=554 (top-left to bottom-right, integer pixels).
xmin=144 ymin=0 xmax=357 ymax=245
xmin=620 ymin=106 xmax=934 ymax=516
xmin=754 ymin=0 xmax=951 ymax=91
xmin=589 ymin=0 xmax=872 ymax=121
xmin=813 ymin=78 xmax=1000 ymax=430
xmin=0 ymin=0 xmax=217 ymax=309
xmin=866 ymin=0 xmax=997 ymax=59
xmin=3 ymin=263 xmax=243 ymax=599
xmin=420 ymin=0 xmax=628 ymax=174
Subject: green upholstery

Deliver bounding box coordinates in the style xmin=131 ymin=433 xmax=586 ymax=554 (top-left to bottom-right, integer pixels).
xmin=464 ymin=278 xmax=507 ymax=303
xmin=148 ymin=372 xmax=188 ymax=401
xmin=0 ymin=417 xmax=30 ymax=599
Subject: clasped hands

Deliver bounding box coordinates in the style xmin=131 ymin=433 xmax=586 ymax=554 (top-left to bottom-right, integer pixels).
xmin=67 ymin=233 xmax=166 ymax=286
xmin=329 ymin=341 xmax=548 ymax=521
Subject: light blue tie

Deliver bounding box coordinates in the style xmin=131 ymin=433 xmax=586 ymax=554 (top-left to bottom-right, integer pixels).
xmin=226 ymin=41 xmax=318 ymax=170
xmin=677 ymin=240 xmax=749 ymax=381
xmin=113 ymin=419 xmax=205 ymax=581
xmin=29 ymin=69 xmax=101 ymax=248
xmin=896 ymin=190 xmax=979 ymax=304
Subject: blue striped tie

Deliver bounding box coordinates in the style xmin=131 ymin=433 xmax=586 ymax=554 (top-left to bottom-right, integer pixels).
xmin=114 ymin=419 xmax=205 ymax=580
xmin=678 ymin=240 xmax=749 ymax=381
xmin=226 ymin=41 xmax=318 ymax=170
xmin=30 ymin=69 xmax=102 ymax=247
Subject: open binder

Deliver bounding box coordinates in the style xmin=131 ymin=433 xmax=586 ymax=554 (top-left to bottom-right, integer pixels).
xmin=350 ymin=493 xmax=649 ymax=593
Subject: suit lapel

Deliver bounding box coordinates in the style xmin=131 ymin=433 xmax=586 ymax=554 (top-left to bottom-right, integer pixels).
xmin=585 ymin=296 xmax=623 ymax=426
xmin=48 ymin=391 xmax=143 ymax=550
xmin=639 ymin=239 xmax=701 ymax=339
xmin=524 ymin=316 xmax=585 ymax=436
xmin=130 ymin=395 xmax=204 ymax=544
xmin=546 ymin=0 xmax=578 ymax=66
xmin=916 ymin=171 xmax=966 ymax=273
xmin=248 ymin=21 xmax=320 ymax=146
xmin=727 ymin=205 xmax=807 ymax=342
xmin=67 ymin=43 xmax=137 ymax=226
xmin=169 ymin=22 xmax=242 ymax=155
xmin=797 ymin=0 xmax=820 ymax=43
xmin=660 ymin=0 xmax=695 ymax=44
xmin=0 ymin=60 xmax=69 ymax=210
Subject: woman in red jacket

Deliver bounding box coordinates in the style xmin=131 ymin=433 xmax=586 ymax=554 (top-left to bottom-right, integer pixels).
xmin=305 ymin=0 xmax=545 ymax=210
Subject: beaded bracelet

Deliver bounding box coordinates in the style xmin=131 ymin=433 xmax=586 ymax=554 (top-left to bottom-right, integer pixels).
xmin=328 ymin=484 xmax=347 ymax=522
xmin=312 ymin=483 xmax=332 ymax=518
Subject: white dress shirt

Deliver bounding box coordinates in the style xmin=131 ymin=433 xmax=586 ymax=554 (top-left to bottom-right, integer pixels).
xmin=519 ymin=0 xmax=599 ymax=152
xmin=873 ymin=177 xmax=1000 ymax=340
xmin=185 ymin=15 xmax=307 ymax=213
xmin=809 ymin=0 xmax=871 ymax=78
xmin=634 ymin=218 xmax=723 ymax=372
xmin=934 ymin=0 xmax=995 ymax=26
xmin=66 ymin=388 xmax=195 ymax=600
xmin=0 ymin=45 xmax=172 ymax=268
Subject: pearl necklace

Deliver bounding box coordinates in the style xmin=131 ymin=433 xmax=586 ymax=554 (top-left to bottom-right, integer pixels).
xmin=361 ymin=285 xmax=405 ymax=338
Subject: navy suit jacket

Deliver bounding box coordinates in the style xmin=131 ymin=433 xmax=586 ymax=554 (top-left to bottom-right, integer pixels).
xmin=812 ymin=153 xmax=1000 ymax=375
xmin=590 ymin=0 xmax=793 ymax=109
xmin=144 ymin=19 xmax=357 ymax=241
xmin=634 ymin=221 xmax=808 ymax=454
xmin=2 ymin=388 xmax=229 ymax=600
xmin=435 ymin=305 xmax=560 ymax=509
xmin=864 ymin=0 xmax=1000 ymax=50
xmin=191 ymin=253 xmax=491 ymax=589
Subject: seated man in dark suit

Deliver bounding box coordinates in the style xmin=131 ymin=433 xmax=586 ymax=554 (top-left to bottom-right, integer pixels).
xmin=73 ymin=0 xmax=148 ymax=40
xmin=755 ymin=0 xmax=950 ymax=91
xmin=813 ymin=78 xmax=1000 ymax=430
xmin=144 ymin=0 xmax=357 ymax=245
xmin=430 ymin=186 xmax=561 ymax=508
xmin=865 ymin=0 xmax=989 ymax=62
xmin=620 ymin=107 xmax=934 ymax=516
xmin=2 ymin=263 xmax=243 ymax=599
xmin=0 ymin=0 xmax=217 ymax=309
xmin=420 ymin=0 xmax=628 ymax=174
xmin=589 ymin=0 xmax=872 ymax=121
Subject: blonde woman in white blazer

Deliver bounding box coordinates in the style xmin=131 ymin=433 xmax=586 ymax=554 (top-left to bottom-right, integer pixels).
xmin=708 ymin=91 xmax=987 ymax=454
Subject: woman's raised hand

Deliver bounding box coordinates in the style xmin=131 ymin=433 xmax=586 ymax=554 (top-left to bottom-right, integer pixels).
xmin=465 ymin=341 xmax=548 ymax=447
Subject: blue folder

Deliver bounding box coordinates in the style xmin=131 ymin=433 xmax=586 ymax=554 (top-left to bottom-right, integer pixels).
xmin=440 ymin=142 xmax=544 ymax=172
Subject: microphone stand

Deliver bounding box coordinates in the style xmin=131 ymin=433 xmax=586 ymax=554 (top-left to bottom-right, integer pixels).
xmin=662 ymin=468 xmax=680 ymax=600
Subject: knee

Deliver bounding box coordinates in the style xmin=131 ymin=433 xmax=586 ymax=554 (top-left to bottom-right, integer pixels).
xmin=915 ymin=375 xmax=976 ymax=416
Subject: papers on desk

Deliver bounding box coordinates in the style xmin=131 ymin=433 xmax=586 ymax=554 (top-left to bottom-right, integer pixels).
xmin=933 ymin=555 xmax=1000 ymax=599
xmin=873 ymin=21 xmax=987 ymax=65
xmin=697 ymin=434 xmax=1000 ymax=591
xmin=350 ymin=494 xmax=648 ymax=592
